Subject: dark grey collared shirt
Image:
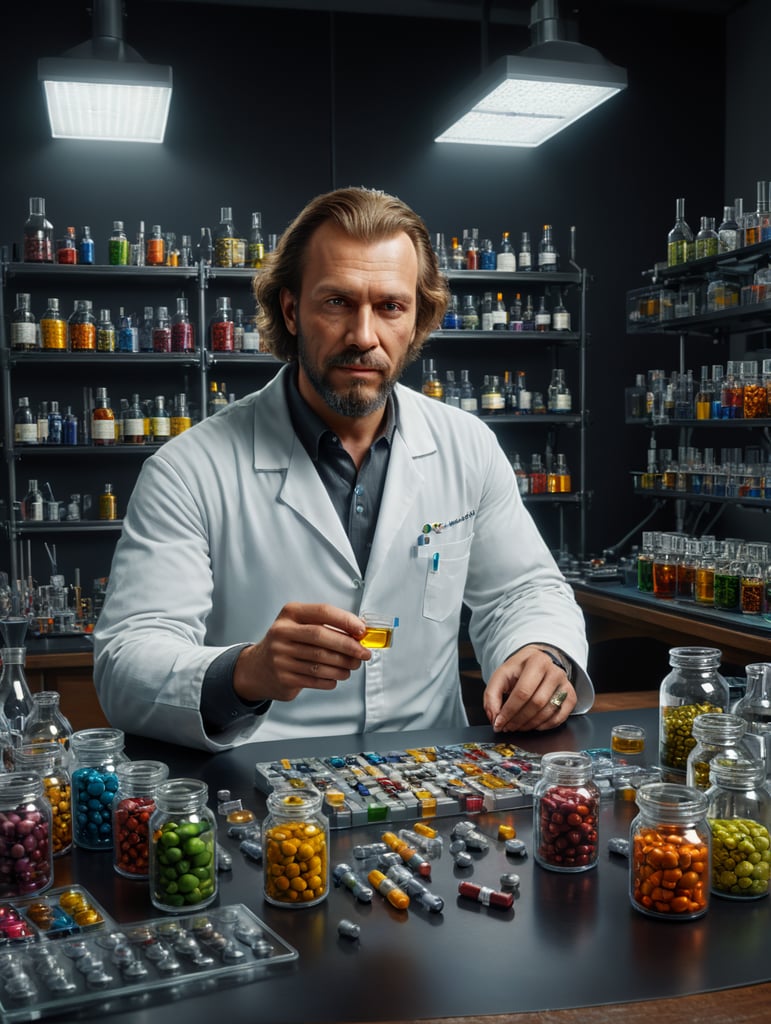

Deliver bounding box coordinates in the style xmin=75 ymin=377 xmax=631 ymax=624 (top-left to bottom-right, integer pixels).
xmin=201 ymin=367 xmax=396 ymax=735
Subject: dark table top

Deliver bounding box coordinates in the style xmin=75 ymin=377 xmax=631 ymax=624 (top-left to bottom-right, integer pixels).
xmin=46 ymin=707 xmax=770 ymax=1024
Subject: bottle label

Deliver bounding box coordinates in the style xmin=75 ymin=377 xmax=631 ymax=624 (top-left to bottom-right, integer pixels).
xmin=554 ymin=394 xmax=572 ymax=412
xmin=519 ymin=252 xmax=532 ymax=269
xmin=10 ymin=323 xmax=37 ymax=349
xmin=460 ymin=397 xmax=478 ymax=413
xmin=496 ymin=253 xmax=516 ymax=271
xmin=242 ymin=328 xmax=261 ymax=351
xmin=539 ymin=252 xmax=557 ymax=268
xmin=170 ymin=416 xmax=192 ymax=436
xmin=535 ymin=313 xmax=551 ymax=329
xmin=92 ymin=419 xmax=115 ymax=441
xmin=15 ymin=423 xmax=38 ymax=444
xmin=481 ymin=313 xmax=493 ymax=331
xmin=123 ymin=417 xmax=145 ymax=440
xmin=214 ymin=238 xmax=237 ymax=268
xmin=152 ymin=418 xmax=171 ymax=439
xmin=481 ymin=394 xmax=505 ymax=411
xmin=37 ymin=419 xmax=49 ymax=443
xmin=552 ymin=312 xmax=571 ymax=331
xmin=518 ymin=391 xmax=532 ymax=411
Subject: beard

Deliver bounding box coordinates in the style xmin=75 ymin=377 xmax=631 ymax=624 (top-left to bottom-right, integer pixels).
xmin=297 ymin=328 xmax=406 ymax=418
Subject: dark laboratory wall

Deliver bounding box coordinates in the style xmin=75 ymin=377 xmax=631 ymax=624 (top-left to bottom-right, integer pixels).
xmin=0 ymin=0 xmax=731 ymax=590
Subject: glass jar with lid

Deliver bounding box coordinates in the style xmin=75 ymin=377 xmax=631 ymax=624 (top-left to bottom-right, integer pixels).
xmin=533 ymin=751 xmax=600 ymax=873
xmin=113 ymin=760 xmax=169 ymax=879
xmin=70 ymin=727 xmax=127 ymax=850
xmin=658 ymin=647 xmax=729 ymax=775
xmin=263 ymin=785 xmax=329 ymax=906
xmin=21 ymin=691 xmax=73 ymax=766
xmin=686 ymin=712 xmax=755 ymax=790
xmin=13 ymin=743 xmax=72 ymax=857
xmin=149 ymin=778 xmax=217 ymax=912
xmin=706 ymin=757 xmax=771 ymax=900
xmin=630 ymin=782 xmax=710 ymax=920
xmin=0 ymin=772 xmax=53 ymax=898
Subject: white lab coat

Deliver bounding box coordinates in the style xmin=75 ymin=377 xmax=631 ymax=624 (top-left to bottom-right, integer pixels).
xmin=93 ymin=365 xmax=591 ymax=751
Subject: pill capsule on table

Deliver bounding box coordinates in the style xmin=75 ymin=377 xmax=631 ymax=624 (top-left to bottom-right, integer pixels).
xmin=367 ymin=869 xmax=410 ymax=910
xmin=353 ymin=842 xmax=389 ymax=859
xmin=333 ymin=863 xmax=374 ymax=903
xmin=413 ymin=821 xmax=438 ymax=838
xmin=240 ymin=839 xmax=263 ymax=862
xmin=398 ymin=828 xmax=443 ymax=858
xmin=386 ymin=865 xmax=444 ymax=914
xmin=452 ymin=821 xmax=489 ymax=850
xmin=338 ymin=919 xmax=361 ymax=940
xmin=498 ymin=824 xmax=517 ymax=841
xmin=607 ymin=837 xmax=630 ymax=858
xmin=504 ymin=838 xmax=528 ymax=858
xmin=458 ymin=881 xmax=513 ymax=910
xmin=500 ymin=872 xmax=521 ymax=892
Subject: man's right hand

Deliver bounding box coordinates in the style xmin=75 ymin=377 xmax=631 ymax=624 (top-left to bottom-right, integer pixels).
xmin=232 ymin=602 xmax=370 ymax=704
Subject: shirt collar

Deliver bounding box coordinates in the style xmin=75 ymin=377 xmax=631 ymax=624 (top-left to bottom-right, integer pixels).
xmin=285 ymin=364 xmax=397 ymax=460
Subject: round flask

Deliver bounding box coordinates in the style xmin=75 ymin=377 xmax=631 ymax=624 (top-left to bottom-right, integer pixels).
xmin=0 ymin=772 xmax=53 ymax=897
xmin=533 ymin=751 xmax=600 ymax=872
xmin=263 ymin=786 xmax=329 ymax=906
xmin=658 ymin=647 xmax=729 ymax=774
xmin=706 ymin=757 xmax=771 ymax=899
xmin=70 ymin=727 xmax=127 ymax=849
xmin=630 ymin=782 xmax=710 ymax=920
xmin=149 ymin=778 xmax=217 ymax=912
xmin=734 ymin=662 xmax=771 ymax=771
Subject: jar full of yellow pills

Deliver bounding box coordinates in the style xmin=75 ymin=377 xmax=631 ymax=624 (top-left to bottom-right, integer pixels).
xmin=263 ymin=786 xmax=329 ymax=908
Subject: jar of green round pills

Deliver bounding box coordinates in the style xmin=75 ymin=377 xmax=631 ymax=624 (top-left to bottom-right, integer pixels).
xmin=706 ymin=757 xmax=771 ymax=900
xmin=149 ymin=779 xmax=217 ymax=913
xmin=658 ymin=647 xmax=729 ymax=776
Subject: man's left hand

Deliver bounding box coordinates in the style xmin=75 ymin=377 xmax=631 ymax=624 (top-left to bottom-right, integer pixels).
xmin=482 ymin=645 xmax=575 ymax=733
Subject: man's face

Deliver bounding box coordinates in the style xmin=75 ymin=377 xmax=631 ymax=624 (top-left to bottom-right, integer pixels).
xmin=279 ymin=221 xmax=418 ymax=422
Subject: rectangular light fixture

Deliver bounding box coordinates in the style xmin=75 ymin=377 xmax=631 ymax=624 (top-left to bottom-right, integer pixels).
xmin=39 ymin=58 xmax=172 ymax=143
xmin=37 ymin=0 xmax=172 ymax=144
xmin=435 ymin=52 xmax=626 ymax=148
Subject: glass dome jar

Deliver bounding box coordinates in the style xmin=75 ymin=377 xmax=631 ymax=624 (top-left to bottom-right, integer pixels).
xmin=21 ymin=691 xmax=73 ymax=765
xmin=70 ymin=727 xmax=127 ymax=850
xmin=659 ymin=646 xmax=729 ymax=774
xmin=706 ymin=757 xmax=771 ymax=900
xmin=533 ymin=751 xmax=600 ymax=873
xmin=630 ymin=782 xmax=710 ymax=920
xmin=149 ymin=778 xmax=217 ymax=912
xmin=263 ymin=786 xmax=329 ymax=907
xmin=13 ymin=743 xmax=71 ymax=857
xmin=113 ymin=760 xmax=169 ymax=879
xmin=686 ymin=712 xmax=755 ymax=790
xmin=0 ymin=772 xmax=53 ymax=898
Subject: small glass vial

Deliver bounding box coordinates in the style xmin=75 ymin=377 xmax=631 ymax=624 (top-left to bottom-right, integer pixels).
xmin=69 ymin=299 xmax=96 ymax=351
xmin=263 ymin=786 xmax=329 ymax=906
xmin=686 ymin=713 xmax=755 ymax=791
xmin=150 ymin=778 xmax=217 ymax=912
xmin=706 ymin=757 xmax=771 ymax=900
xmin=99 ymin=483 xmax=118 ymax=520
xmin=10 ymin=293 xmax=37 ymax=351
xmin=108 ymin=221 xmax=129 ymax=265
xmin=113 ymin=760 xmax=169 ymax=879
xmin=209 ymin=296 xmax=235 ymax=351
xmin=171 ymin=296 xmax=195 ymax=352
xmin=70 ymin=728 xmax=127 ymax=850
xmin=533 ymin=752 xmax=600 ymax=872
xmin=40 ymin=297 xmax=67 ymax=350
xmin=630 ymin=782 xmax=710 ymax=920
xmin=658 ymin=647 xmax=729 ymax=775
xmin=23 ymin=196 xmax=54 ymax=263
xmin=152 ymin=305 xmax=172 ymax=353
xmin=13 ymin=743 xmax=72 ymax=857
xmin=0 ymin=772 xmax=54 ymax=897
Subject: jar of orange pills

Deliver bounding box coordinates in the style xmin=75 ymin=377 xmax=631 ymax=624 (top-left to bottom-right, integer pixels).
xmin=630 ymin=782 xmax=711 ymax=920
xmin=263 ymin=786 xmax=328 ymax=908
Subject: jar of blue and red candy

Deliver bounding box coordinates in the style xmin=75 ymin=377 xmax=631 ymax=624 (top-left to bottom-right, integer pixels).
xmin=0 ymin=772 xmax=53 ymax=897
xmin=71 ymin=728 xmax=127 ymax=850
xmin=533 ymin=751 xmax=600 ymax=873
xmin=112 ymin=760 xmax=169 ymax=879
xmin=149 ymin=778 xmax=217 ymax=912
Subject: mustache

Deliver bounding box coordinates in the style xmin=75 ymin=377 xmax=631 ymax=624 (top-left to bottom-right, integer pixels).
xmin=326 ymin=350 xmax=389 ymax=372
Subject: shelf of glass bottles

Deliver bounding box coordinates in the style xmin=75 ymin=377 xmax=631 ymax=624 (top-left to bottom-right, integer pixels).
xmin=630 ymin=472 xmax=771 ymax=507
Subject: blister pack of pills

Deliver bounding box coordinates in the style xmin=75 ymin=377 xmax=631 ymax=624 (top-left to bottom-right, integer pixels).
xmin=0 ymin=887 xmax=298 ymax=1022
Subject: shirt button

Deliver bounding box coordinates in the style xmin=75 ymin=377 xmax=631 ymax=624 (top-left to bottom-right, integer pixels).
xmin=351 ymin=578 xmax=362 ymax=589
xmin=355 ymin=504 xmax=364 ymax=514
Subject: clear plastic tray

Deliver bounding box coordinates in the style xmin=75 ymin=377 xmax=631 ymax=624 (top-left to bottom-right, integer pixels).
xmin=0 ymin=888 xmax=298 ymax=1022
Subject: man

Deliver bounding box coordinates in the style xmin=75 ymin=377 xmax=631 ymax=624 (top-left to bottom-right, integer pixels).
xmin=93 ymin=187 xmax=592 ymax=751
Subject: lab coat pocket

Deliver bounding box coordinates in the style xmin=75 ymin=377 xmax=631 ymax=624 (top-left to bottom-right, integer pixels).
xmin=421 ymin=534 xmax=473 ymax=622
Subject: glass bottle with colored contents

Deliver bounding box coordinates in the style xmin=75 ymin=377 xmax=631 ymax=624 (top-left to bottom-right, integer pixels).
xmin=70 ymin=727 xmax=127 ymax=850
xmin=249 ymin=211 xmax=265 ymax=268
xmin=96 ymin=308 xmax=116 ymax=352
xmin=146 ymin=224 xmax=165 ymax=266
xmin=79 ymin=225 xmax=94 ymax=265
xmin=658 ymin=646 xmax=728 ymax=776
xmin=529 ymin=453 xmax=547 ymax=494
xmin=706 ymin=757 xmax=771 ymax=900
xmin=209 ymin=296 xmax=234 ymax=351
xmin=713 ymin=541 xmax=741 ymax=611
xmin=171 ymin=297 xmax=195 ymax=352
xmin=652 ymin=533 xmax=677 ymax=599
xmin=150 ymin=778 xmax=217 ymax=911
xmin=40 ymin=297 xmax=67 ymax=350
xmin=480 ymin=375 xmax=504 ymax=415
xmin=208 ymin=380 xmax=228 ymax=416
xmin=23 ymin=196 xmax=53 ymax=263
xmin=113 ymin=760 xmax=169 ymax=880
xmin=99 ymin=483 xmax=117 ymax=521
xmin=69 ymin=300 xmax=96 ymax=351
xmin=667 ymin=197 xmax=693 ymax=266
xmin=740 ymin=543 xmax=766 ymax=616
xmin=91 ymin=387 xmax=115 ymax=446
xmin=263 ymin=786 xmax=328 ymax=907
xmin=637 ymin=531 xmax=655 ymax=593
xmin=213 ymin=206 xmax=240 ymax=268
xmin=533 ymin=752 xmax=599 ymax=872
xmin=695 ymin=537 xmax=717 ymax=605
xmin=497 ymin=231 xmax=515 ymax=271
xmin=151 ymin=395 xmax=171 ymax=443
xmin=56 ymin=226 xmax=77 ymax=265
xmin=108 ymin=221 xmax=129 ymax=266
xmin=421 ymin=358 xmax=443 ymax=399
xmin=547 ymin=454 xmax=571 ymax=493
xmin=152 ymin=306 xmax=172 ymax=353
xmin=123 ymin=394 xmax=146 ymax=445
xmin=117 ymin=307 xmax=138 ymax=352
xmin=538 ymin=224 xmax=558 ymax=271
xmin=171 ymin=393 xmax=192 ymax=436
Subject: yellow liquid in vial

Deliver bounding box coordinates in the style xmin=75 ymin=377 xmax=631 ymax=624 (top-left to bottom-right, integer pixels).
xmin=611 ymin=735 xmax=645 ymax=755
xmin=360 ymin=627 xmax=393 ymax=649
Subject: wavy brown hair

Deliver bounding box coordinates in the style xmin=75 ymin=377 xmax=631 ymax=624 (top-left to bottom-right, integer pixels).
xmin=253 ymin=187 xmax=449 ymax=364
